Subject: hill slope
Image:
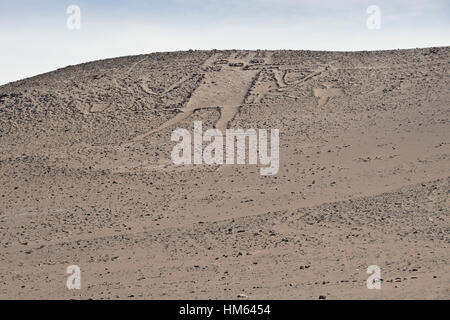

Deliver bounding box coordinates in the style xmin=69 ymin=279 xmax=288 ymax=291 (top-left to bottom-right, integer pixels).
xmin=0 ymin=48 xmax=449 ymax=299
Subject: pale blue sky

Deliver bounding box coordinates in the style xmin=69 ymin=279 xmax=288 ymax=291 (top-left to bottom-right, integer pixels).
xmin=0 ymin=0 xmax=449 ymax=85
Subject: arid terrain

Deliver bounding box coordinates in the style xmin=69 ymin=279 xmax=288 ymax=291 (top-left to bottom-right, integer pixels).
xmin=0 ymin=48 xmax=449 ymax=299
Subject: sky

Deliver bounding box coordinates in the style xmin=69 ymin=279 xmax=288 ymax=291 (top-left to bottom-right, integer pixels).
xmin=0 ymin=0 xmax=449 ymax=85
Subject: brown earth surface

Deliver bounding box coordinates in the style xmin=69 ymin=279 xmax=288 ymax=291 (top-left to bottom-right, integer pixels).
xmin=0 ymin=48 xmax=449 ymax=299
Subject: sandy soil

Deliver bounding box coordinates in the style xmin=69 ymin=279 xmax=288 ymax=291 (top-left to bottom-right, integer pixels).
xmin=0 ymin=48 xmax=449 ymax=299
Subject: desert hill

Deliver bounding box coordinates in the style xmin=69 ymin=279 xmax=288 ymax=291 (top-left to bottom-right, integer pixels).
xmin=0 ymin=48 xmax=449 ymax=299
